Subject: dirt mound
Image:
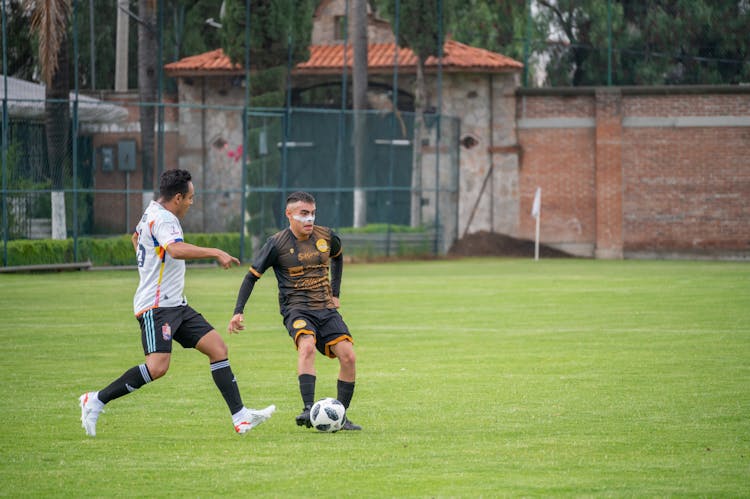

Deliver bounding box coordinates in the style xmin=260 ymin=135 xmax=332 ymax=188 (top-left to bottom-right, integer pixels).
xmin=448 ymin=231 xmax=573 ymax=258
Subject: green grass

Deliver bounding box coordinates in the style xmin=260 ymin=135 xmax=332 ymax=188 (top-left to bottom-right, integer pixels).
xmin=1 ymin=258 xmax=748 ymax=497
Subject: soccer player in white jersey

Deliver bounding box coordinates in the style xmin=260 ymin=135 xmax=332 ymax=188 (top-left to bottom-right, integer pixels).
xmin=79 ymin=169 xmax=275 ymax=436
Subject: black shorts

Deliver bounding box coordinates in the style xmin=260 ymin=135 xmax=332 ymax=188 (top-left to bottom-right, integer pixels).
xmin=283 ymin=308 xmax=353 ymax=358
xmin=137 ymin=305 xmax=214 ymax=355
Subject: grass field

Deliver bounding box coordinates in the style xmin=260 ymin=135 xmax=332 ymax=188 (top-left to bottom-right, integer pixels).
xmin=1 ymin=258 xmax=748 ymax=497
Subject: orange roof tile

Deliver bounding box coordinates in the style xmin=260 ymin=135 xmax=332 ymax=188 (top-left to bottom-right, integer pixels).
xmin=164 ymin=49 xmax=242 ymax=75
xmin=164 ymin=40 xmax=522 ymax=76
xmin=298 ymin=39 xmax=522 ymax=74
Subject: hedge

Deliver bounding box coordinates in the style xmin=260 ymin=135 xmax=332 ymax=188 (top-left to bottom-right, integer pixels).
xmin=3 ymin=233 xmax=244 ymax=267
xmin=3 ymin=226 xmax=437 ymax=267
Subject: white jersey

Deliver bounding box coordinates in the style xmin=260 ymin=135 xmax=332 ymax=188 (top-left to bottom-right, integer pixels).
xmin=133 ymin=201 xmax=187 ymax=316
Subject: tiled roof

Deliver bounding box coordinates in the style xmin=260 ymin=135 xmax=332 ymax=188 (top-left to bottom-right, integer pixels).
xmin=164 ymin=40 xmax=522 ymax=76
xmin=164 ymin=49 xmax=242 ymax=75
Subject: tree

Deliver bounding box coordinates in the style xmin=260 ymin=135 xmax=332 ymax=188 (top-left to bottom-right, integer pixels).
xmin=156 ymin=0 xmax=224 ymax=66
xmin=221 ymin=0 xmax=313 ymax=107
xmin=445 ymin=0 xmax=527 ymax=60
xmin=620 ymin=0 xmax=750 ymax=85
xmin=536 ymin=0 xmax=625 ymax=86
xmin=221 ymin=0 xmax=313 ymax=66
xmin=28 ymin=0 xmax=71 ymax=240
xmin=5 ymin=0 xmax=36 ymax=80
xmin=376 ymin=0 xmax=442 ymax=228
xmin=69 ymin=0 xmax=118 ymax=90
xmin=535 ymin=0 xmax=750 ymax=86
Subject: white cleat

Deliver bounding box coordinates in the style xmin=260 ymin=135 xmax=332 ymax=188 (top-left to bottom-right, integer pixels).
xmin=234 ymin=405 xmax=276 ymax=434
xmin=79 ymin=392 xmax=103 ymax=437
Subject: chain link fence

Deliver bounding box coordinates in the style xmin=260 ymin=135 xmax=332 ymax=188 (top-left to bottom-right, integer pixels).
xmin=0 ymin=87 xmax=459 ymax=265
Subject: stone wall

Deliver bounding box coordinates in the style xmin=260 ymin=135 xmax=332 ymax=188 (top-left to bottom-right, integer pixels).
xmin=430 ymin=71 xmax=521 ymax=242
xmin=176 ymin=76 xmax=246 ymax=233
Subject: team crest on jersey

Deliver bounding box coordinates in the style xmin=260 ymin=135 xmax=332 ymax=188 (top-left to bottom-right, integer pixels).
xmin=162 ymin=323 xmax=172 ymax=341
xmin=315 ymin=239 xmax=329 ymax=253
xmin=292 ymin=319 xmax=307 ymax=329
xmin=289 ymin=248 xmax=295 ymax=254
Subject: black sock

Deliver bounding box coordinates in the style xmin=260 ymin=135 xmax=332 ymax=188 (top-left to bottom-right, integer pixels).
xmin=210 ymin=359 xmax=244 ymax=415
xmin=98 ymin=364 xmax=153 ymax=404
xmin=298 ymin=374 xmax=316 ymax=409
xmin=337 ymin=379 xmax=355 ymax=409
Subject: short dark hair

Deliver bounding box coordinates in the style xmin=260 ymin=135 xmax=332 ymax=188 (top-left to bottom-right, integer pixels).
xmin=159 ymin=169 xmax=192 ymax=200
xmin=286 ymin=191 xmax=315 ymax=206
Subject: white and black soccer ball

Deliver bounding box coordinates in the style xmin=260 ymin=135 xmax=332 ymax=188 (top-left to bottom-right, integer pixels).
xmin=310 ymin=397 xmax=346 ymax=432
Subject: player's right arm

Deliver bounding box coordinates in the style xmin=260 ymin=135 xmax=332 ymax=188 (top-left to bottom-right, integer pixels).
xmin=228 ymin=270 xmax=260 ymax=334
xmin=228 ymin=239 xmax=278 ymax=334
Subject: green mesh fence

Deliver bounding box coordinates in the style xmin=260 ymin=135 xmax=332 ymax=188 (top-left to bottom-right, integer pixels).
xmin=1 ymin=97 xmax=459 ymax=265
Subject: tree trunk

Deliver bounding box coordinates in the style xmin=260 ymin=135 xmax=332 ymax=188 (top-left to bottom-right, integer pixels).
xmin=410 ymin=57 xmax=426 ymax=228
xmin=138 ymin=0 xmax=157 ymax=208
xmin=115 ymin=0 xmax=130 ymax=92
xmin=46 ymin=31 xmax=70 ymax=240
xmin=352 ymin=0 xmax=368 ymax=228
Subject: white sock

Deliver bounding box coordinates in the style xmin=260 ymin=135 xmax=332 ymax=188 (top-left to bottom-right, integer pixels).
xmin=88 ymin=392 xmax=105 ymax=412
xmin=231 ymin=407 xmax=249 ymax=425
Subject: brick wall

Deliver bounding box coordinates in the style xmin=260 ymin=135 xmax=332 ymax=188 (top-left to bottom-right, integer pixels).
xmin=516 ymin=87 xmax=750 ymax=259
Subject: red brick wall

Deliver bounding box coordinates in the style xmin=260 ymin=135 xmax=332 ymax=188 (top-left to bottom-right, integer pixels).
xmin=517 ymin=127 xmax=596 ymax=246
xmin=516 ymin=87 xmax=750 ymax=258
xmin=623 ymin=126 xmax=750 ymax=252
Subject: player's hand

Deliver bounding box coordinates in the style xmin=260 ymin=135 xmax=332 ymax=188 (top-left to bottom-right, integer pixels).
xmin=331 ymin=296 xmax=340 ymax=309
xmin=228 ymin=313 xmax=245 ymax=334
xmin=216 ymin=250 xmax=241 ymax=269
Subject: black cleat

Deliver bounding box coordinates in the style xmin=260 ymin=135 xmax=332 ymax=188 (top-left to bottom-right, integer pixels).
xmin=340 ymin=417 xmax=362 ymax=431
xmin=295 ymin=407 xmax=312 ymax=428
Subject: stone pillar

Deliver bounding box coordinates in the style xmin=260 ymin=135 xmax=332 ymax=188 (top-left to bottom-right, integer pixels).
xmin=594 ymin=89 xmax=624 ymax=259
xmin=490 ymin=73 xmax=520 ymax=236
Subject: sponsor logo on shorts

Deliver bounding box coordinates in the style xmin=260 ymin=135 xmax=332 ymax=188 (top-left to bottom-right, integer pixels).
xmin=162 ymin=323 xmax=172 ymax=341
xmin=316 ymin=239 xmax=329 ymax=253
xmin=292 ymin=319 xmax=307 ymax=329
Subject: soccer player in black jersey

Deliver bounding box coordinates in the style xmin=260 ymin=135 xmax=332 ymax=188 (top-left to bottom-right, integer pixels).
xmin=229 ymin=191 xmax=361 ymax=430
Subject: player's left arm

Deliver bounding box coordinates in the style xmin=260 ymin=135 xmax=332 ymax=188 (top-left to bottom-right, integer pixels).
xmin=330 ymin=233 xmax=343 ymax=307
xmin=131 ymin=231 xmax=139 ymax=252
xmin=152 ymin=217 xmax=239 ymax=268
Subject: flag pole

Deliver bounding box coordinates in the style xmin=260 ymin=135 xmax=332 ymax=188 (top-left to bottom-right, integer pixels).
xmin=534 ymin=210 xmax=540 ymax=261
xmin=532 ymin=187 xmax=541 ymax=261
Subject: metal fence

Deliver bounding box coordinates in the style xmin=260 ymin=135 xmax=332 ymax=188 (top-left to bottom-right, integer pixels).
xmin=0 ymin=91 xmax=459 ymax=265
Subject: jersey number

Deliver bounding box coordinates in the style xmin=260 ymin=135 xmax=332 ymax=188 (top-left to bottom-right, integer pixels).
xmin=137 ymin=244 xmax=146 ymax=267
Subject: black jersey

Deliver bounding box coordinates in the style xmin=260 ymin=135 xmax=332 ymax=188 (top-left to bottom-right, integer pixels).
xmin=249 ymin=226 xmax=342 ymax=314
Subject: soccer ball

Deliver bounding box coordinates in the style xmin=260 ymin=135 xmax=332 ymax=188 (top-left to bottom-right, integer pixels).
xmin=310 ymin=397 xmax=346 ymax=432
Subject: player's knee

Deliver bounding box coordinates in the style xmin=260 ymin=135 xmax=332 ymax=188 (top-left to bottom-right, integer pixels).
xmin=337 ymin=346 xmax=356 ymax=367
xmin=147 ymin=362 xmax=169 ymax=379
xmin=146 ymin=353 xmax=170 ymax=379
xmin=213 ymin=341 xmax=229 ymax=359
xmin=196 ymin=330 xmax=229 ymax=362
xmin=297 ymin=337 xmax=316 ymax=358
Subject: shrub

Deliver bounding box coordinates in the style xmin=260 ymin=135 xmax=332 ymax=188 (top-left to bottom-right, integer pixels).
xmin=4 ymin=233 xmax=245 ymax=267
